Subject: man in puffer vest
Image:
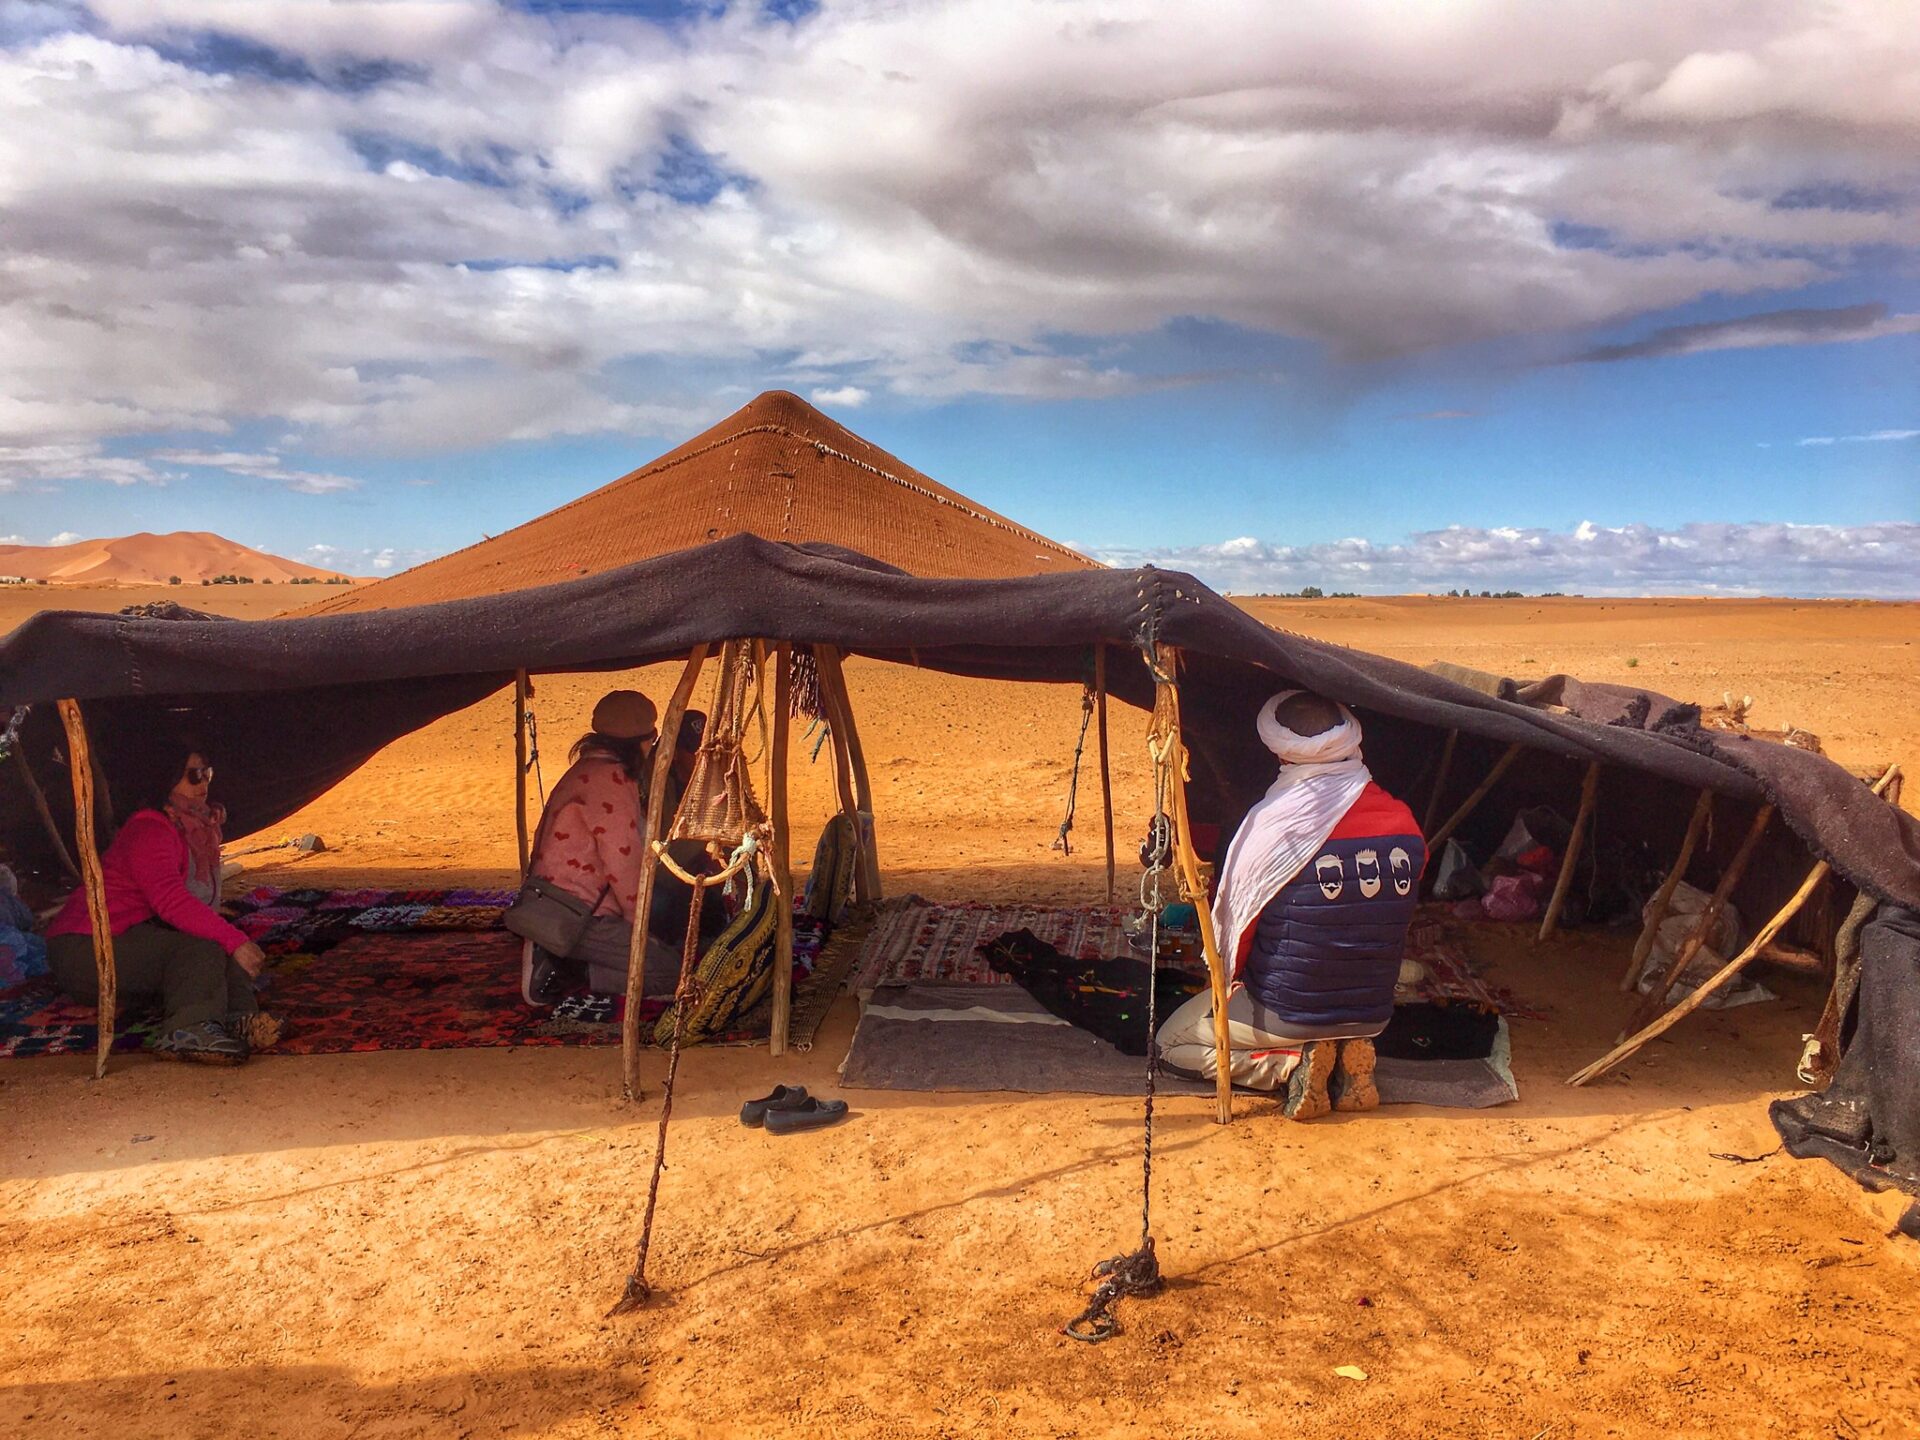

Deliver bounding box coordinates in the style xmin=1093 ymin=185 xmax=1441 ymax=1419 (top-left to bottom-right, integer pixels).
xmin=1158 ymin=690 xmax=1426 ymax=1119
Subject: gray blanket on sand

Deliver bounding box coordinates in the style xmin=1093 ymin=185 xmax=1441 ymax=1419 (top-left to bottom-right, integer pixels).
xmin=840 ymin=982 xmax=1517 ymax=1108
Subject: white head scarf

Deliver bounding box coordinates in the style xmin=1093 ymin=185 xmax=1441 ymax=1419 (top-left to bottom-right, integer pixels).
xmin=1256 ymin=690 xmax=1364 ymax=766
xmin=1211 ymin=690 xmax=1373 ymax=974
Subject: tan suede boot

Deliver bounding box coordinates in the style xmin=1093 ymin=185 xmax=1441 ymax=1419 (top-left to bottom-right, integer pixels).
xmin=1282 ymin=1041 xmax=1335 ymax=1120
xmin=1331 ymin=1037 xmax=1380 ymax=1112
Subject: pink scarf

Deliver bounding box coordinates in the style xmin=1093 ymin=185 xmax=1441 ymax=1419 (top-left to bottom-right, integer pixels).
xmin=165 ymin=797 xmax=227 ymax=906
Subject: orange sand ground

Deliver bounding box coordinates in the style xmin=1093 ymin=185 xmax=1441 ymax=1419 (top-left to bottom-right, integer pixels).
xmin=4 ymin=587 xmax=1918 ymax=1438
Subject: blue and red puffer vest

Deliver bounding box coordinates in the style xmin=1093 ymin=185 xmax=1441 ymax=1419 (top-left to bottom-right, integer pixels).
xmin=1237 ymin=782 xmax=1427 ymax=1037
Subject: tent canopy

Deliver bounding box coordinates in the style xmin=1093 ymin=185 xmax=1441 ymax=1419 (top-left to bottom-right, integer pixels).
xmin=3 ymin=533 xmax=1917 ymax=914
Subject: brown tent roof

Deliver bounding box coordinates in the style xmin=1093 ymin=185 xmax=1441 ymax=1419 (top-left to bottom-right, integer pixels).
xmin=291 ymin=390 xmax=1096 ymax=616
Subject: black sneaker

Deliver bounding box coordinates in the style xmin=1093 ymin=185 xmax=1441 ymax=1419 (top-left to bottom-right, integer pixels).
xmin=520 ymin=943 xmax=577 ymax=1007
xmin=154 ymin=1020 xmax=249 ymax=1066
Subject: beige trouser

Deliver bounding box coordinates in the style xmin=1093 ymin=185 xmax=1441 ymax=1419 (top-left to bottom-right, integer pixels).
xmin=1156 ymin=987 xmax=1378 ymax=1091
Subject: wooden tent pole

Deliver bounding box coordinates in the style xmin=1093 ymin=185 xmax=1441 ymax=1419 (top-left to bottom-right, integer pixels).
xmin=819 ymin=646 xmax=880 ymax=902
xmin=1427 ymin=742 xmax=1524 ymax=851
xmin=57 ymin=700 xmax=117 ymax=1081
xmin=621 ymin=644 xmax=710 ymax=1102
xmin=1095 ymin=645 xmax=1115 ymax=906
xmin=1537 ymin=761 xmax=1601 ymax=943
xmin=11 ymin=748 xmax=81 ymax=882
xmin=513 ymin=669 xmax=531 ymax=879
xmin=1569 ymin=768 xmax=1897 ymax=1087
xmin=813 ymin=647 xmax=873 ymax=904
xmin=1619 ymin=789 xmax=1712 ymax=992
xmin=1619 ymin=801 xmax=1774 ymax=1039
xmin=1422 ymin=729 xmax=1459 ymax=837
xmin=1153 ymin=647 xmax=1234 ymax=1125
xmin=768 ymin=643 xmax=795 ymax=1056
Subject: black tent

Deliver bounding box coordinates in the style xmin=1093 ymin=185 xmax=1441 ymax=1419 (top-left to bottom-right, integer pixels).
xmin=4 ymin=537 xmax=1916 ymax=1211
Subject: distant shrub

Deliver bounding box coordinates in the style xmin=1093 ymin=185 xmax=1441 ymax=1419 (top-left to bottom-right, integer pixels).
xmin=168 ymin=575 xmax=181 ymax=585
xmin=1625 ymin=657 xmax=1640 ymax=668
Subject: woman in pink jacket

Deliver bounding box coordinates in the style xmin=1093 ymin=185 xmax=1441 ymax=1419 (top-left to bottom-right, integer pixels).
xmin=46 ymin=738 xmax=272 ymax=1065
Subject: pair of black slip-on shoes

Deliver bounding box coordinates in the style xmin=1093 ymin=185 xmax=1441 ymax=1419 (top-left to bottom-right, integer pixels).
xmin=739 ymin=1084 xmax=849 ymax=1134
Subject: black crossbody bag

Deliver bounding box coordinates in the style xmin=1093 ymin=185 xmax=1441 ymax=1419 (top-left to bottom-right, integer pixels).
xmin=503 ymin=874 xmax=611 ymax=956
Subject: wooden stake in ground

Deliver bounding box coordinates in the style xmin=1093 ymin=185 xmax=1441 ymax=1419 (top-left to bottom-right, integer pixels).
xmin=1095 ymin=645 xmax=1115 ymax=907
xmin=1619 ymin=789 xmax=1713 ymax=992
xmin=1537 ymin=760 xmax=1601 ymax=944
xmin=57 ymin=699 xmax=117 ymax=1081
xmin=767 ymin=642 xmax=795 ymax=1056
xmin=1427 ymin=741 xmax=1525 ymax=851
xmin=11 ymin=747 xmax=81 ymax=882
xmin=1569 ymin=765 xmax=1899 ymax=1087
xmin=1619 ymin=801 xmax=1774 ymax=1039
xmin=1151 ymin=648 xmax=1234 ymax=1125
xmin=621 ymin=644 xmax=709 ymax=1102
xmin=1422 ymin=728 xmax=1459 ymax=837
xmin=513 ymin=669 xmax=531 ymax=879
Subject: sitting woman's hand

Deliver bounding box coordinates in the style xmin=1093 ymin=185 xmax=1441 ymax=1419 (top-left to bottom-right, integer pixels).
xmin=231 ymin=940 xmax=267 ymax=977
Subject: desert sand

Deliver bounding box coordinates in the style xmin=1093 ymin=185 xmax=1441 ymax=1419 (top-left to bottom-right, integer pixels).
xmin=3 ymin=587 xmax=1918 ymax=1438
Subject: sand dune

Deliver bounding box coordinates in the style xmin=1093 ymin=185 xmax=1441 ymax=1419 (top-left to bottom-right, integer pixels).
xmin=0 ymin=530 xmax=353 ymax=587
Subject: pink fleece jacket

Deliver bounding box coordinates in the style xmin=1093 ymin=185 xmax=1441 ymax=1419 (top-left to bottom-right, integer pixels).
xmin=529 ymin=754 xmax=646 ymax=922
xmin=46 ymin=809 xmax=249 ymax=953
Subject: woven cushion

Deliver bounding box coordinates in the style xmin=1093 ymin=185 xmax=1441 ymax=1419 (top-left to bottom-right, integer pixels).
xmin=653 ymin=876 xmax=780 ymax=1046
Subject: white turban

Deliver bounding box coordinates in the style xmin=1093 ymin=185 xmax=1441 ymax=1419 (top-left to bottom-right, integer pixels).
xmin=1256 ymin=689 xmax=1364 ymax=765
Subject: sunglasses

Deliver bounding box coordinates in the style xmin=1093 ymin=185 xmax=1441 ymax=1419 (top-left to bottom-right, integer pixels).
xmin=184 ymin=765 xmax=214 ymax=785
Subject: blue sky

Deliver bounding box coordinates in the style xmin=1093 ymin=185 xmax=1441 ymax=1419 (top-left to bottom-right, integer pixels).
xmin=1 ymin=1 xmax=1915 ymax=594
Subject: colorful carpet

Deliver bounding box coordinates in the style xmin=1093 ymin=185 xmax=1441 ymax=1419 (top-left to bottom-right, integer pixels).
xmin=849 ymin=898 xmax=1141 ymax=989
xmin=0 ymin=885 xmax=854 ymax=1059
xmin=1405 ymin=907 xmax=1548 ymax=1020
xmin=846 ymin=897 xmax=1543 ymax=1019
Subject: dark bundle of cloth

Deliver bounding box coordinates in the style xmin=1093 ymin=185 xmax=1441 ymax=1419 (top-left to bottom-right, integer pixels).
xmin=1771 ymin=905 xmax=1920 ymax=1238
xmin=981 ymin=929 xmax=1204 ymax=1056
xmin=1374 ymin=1001 xmax=1501 ymax=1061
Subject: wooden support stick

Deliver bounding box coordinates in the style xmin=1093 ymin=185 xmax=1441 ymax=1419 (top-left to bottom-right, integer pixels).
xmin=621 ymin=644 xmax=709 ymax=1102
xmin=1095 ymin=645 xmax=1115 ymax=907
xmin=768 ymin=643 xmax=795 ymax=1057
xmin=57 ymin=699 xmax=117 ymax=1081
xmin=1154 ymin=647 xmax=1234 ymax=1125
xmin=1619 ymin=801 xmax=1774 ymax=1039
xmin=1537 ymin=761 xmax=1601 ymax=944
xmin=514 ymin=669 xmax=531 ymax=879
xmin=1569 ymin=768 xmax=1896 ymax=1087
xmin=1620 ymin=789 xmax=1712 ymax=992
xmin=11 ymin=747 xmax=81 ymax=881
xmin=819 ymin=646 xmax=880 ymax=902
xmin=1427 ymin=741 xmax=1525 ymax=851
xmin=813 ymin=647 xmax=873 ymax=905
xmin=1422 ymin=729 xmax=1459 ymax=837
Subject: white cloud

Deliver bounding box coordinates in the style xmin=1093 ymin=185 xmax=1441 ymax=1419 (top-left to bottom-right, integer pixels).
xmin=48 ymin=530 xmax=83 ymax=546
xmin=1096 ymin=521 xmax=1920 ymax=600
xmin=0 ymin=443 xmax=164 ymax=487
xmin=0 ymin=2 xmax=1911 ymax=457
xmin=0 ymin=533 xmax=27 ymax=545
xmin=148 ymin=448 xmax=361 ymax=493
xmin=1796 ymin=427 xmax=1919 ymax=446
xmin=811 ymin=385 xmax=870 ymax=408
